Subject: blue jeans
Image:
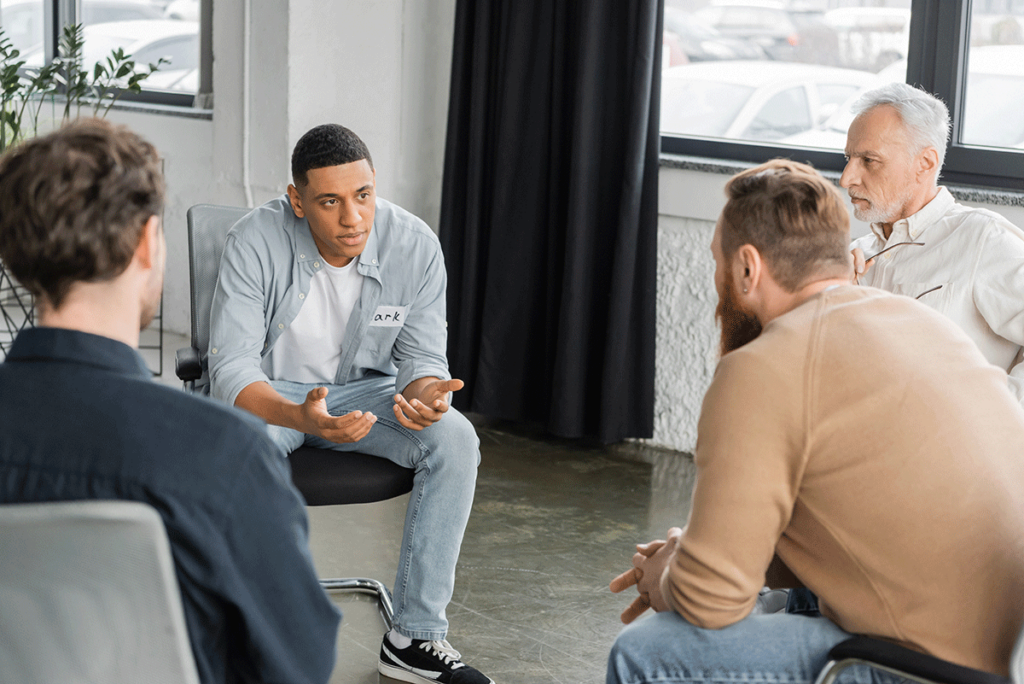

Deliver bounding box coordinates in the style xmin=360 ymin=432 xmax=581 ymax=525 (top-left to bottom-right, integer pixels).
xmin=268 ymin=376 xmax=480 ymax=641
xmin=607 ymin=610 xmax=904 ymax=684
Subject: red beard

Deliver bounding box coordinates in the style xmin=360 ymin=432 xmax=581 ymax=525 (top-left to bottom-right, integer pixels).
xmin=716 ymin=277 xmax=763 ymax=356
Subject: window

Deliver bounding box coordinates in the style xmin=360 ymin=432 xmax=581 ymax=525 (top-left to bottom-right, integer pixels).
xmin=0 ymin=0 xmax=209 ymax=108
xmin=660 ymin=0 xmax=1024 ymax=190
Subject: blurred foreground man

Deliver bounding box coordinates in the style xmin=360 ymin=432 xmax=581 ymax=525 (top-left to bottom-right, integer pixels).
xmin=607 ymin=159 xmax=1024 ymax=683
xmin=843 ymin=82 xmax=1024 ymax=405
xmin=0 ymin=119 xmax=340 ymax=684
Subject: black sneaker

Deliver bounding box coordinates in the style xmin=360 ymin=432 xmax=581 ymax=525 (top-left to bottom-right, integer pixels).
xmin=378 ymin=634 xmax=494 ymax=684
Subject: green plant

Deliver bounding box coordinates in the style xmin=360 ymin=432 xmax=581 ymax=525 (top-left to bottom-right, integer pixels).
xmin=0 ymin=23 xmax=167 ymax=153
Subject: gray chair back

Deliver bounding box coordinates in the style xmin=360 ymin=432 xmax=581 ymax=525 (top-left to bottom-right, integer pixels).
xmin=186 ymin=204 xmax=250 ymax=390
xmin=0 ymin=500 xmax=200 ymax=684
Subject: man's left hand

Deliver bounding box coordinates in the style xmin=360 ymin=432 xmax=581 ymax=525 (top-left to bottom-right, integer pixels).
xmin=609 ymin=527 xmax=683 ymax=624
xmin=393 ymin=378 xmax=465 ymax=431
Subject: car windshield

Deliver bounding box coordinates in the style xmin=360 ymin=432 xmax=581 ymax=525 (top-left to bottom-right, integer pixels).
xmin=660 ymin=79 xmax=753 ymax=137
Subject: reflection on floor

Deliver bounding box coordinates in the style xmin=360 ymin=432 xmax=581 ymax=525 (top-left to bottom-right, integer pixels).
xmin=311 ymin=420 xmax=696 ymax=684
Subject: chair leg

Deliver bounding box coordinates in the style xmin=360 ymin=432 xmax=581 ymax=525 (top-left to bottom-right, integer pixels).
xmin=320 ymin=577 xmax=395 ymax=630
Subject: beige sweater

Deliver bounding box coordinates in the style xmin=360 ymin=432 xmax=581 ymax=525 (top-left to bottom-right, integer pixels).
xmin=665 ymin=285 xmax=1024 ymax=676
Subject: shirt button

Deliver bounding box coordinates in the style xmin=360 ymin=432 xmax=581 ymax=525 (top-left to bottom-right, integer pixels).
xmin=210 ymin=347 xmax=217 ymax=354
xmin=299 ymin=254 xmax=305 ymax=259
xmin=278 ymin=323 xmax=284 ymax=329
xmin=372 ymin=259 xmax=377 ymax=264
xmin=299 ymin=293 xmax=305 ymax=299
xmin=313 ymin=261 xmax=320 ymax=268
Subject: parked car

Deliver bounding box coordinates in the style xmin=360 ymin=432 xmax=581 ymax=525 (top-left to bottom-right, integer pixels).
xmin=21 ymin=19 xmax=198 ymax=93
xmin=695 ymin=0 xmax=800 ymax=61
xmin=0 ymin=0 xmax=163 ymax=54
xmin=662 ymin=7 xmax=765 ymax=67
xmin=163 ymin=0 xmax=198 ymax=21
xmin=660 ymin=61 xmax=876 ymax=142
xmin=782 ymin=46 xmax=1024 ymax=151
xmin=823 ymin=7 xmax=910 ymax=72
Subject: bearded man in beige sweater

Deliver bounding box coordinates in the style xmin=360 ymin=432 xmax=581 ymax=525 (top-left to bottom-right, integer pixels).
xmin=607 ymin=159 xmax=1024 ymax=684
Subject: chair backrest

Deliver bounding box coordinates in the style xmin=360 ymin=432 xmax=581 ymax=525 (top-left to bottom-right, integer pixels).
xmin=0 ymin=500 xmax=200 ymax=684
xmin=186 ymin=204 xmax=250 ymax=389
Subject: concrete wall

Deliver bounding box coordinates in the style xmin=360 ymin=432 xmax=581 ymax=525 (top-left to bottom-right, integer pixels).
xmin=646 ymin=168 xmax=1024 ymax=454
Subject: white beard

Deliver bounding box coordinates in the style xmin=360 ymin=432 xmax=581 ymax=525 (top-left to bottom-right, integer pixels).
xmin=852 ymin=180 xmax=916 ymax=225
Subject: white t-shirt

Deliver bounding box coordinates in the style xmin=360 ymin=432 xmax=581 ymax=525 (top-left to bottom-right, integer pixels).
xmin=264 ymin=257 xmax=364 ymax=383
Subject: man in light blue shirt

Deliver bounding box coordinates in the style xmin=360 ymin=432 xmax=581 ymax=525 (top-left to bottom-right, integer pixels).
xmin=208 ymin=124 xmax=491 ymax=684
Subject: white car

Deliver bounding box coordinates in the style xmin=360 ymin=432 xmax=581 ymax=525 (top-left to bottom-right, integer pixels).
xmin=22 ymin=19 xmax=198 ymax=93
xmin=660 ymin=61 xmax=876 ymax=143
xmin=781 ymin=46 xmax=1024 ymax=151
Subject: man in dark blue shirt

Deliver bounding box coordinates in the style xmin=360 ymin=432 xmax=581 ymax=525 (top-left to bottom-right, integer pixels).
xmin=0 ymin=119 xmax=341 ymax=684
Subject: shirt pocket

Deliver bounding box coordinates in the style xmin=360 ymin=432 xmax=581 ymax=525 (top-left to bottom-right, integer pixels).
xmin=890 ymin=280 xmax=955 ymax=312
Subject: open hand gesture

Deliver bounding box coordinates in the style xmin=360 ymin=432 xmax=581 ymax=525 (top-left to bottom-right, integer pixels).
xmin=393 ymin=378 xmax=465 ymax=431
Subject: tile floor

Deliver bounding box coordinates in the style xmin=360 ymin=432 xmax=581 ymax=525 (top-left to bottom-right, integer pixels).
xmin=156 ymin=333 xmax=698 ymax=684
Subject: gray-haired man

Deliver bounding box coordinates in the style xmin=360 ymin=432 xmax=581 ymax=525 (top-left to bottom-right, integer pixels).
xmin=843 ymin=82 xmax=1024 ymax=405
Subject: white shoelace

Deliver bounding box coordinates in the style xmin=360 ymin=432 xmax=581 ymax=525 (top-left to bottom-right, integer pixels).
xmin=419 ymin=639 xmax=465 ymax=669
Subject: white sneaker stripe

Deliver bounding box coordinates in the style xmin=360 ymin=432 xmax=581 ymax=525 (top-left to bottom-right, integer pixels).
xmin=381 ymin=642 xmax=443 ymax=679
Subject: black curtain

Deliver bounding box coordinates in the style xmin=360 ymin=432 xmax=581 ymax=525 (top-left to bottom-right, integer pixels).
xmin=439 ymin=0 xmax=662 ymax=443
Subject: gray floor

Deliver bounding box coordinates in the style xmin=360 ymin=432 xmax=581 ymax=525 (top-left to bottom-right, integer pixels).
xmin=312 ymin=424 xmax=697 ymax=684
xmin=156 ymin=334 xmax=698 ymax=684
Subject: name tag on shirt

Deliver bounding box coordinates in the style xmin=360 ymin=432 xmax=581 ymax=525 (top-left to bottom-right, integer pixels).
xmin=371 ymin=305 xmax=407 ymax=327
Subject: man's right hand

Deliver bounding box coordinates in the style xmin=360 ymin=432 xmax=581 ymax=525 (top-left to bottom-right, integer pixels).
xmin=851 ymin=247 xmax=875 ymax=284
xmin=298 ymin=386 xmax=376 ymax=443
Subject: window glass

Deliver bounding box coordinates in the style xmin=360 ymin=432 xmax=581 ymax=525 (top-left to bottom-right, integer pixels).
xmin=744 ymin=86 xmax=811 ymax=140
xmin=79 ymin=11 xmax=199 ymax=94
xmin=0 ymin=0 xmax=44 ymax=55
xmin=961 ymin=3 xmax=1024 ymax=150
xmin=662 ymin=1 xmax=911 ymax=150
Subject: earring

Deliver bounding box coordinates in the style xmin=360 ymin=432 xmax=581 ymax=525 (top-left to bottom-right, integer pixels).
xmin=743 ymin=288 xmax=748 ymax=294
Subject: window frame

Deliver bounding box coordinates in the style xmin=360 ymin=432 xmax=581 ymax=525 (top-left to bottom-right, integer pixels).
xmin=35 ymin=0 xmax=211 ymax=109
xmin=660 ymin=0 xmax=1024 ymax=192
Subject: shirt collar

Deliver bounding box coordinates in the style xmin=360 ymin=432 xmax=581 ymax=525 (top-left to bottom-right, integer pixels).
xmin=356 ymin=218 xmax=380 ymax=278
xmin=869 ymin=186 xmax=954 ymax=242
xmin=285 ymin=193 xmax=381 ymax=278
xmin=6 ymin=327 xmax=152 ymax=379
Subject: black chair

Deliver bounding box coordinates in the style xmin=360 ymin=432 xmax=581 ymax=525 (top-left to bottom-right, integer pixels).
xmin=174 ymin=204 xmax=415 ymax=628
xmin=813 ymin=626 xmax=1024 ymax=684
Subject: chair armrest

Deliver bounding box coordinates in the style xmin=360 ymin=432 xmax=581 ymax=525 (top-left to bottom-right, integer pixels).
xmin=827 ymin=637 xmax=1010 ymax=684
xmin=174 ymin=346 xmax=202 ymax=382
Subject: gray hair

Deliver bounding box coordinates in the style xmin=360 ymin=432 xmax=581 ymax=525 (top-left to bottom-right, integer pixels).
xmin=852 ymin=82 xmax=951 ymax=171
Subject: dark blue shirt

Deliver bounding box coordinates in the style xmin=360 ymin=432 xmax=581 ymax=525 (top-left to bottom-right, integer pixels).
xmin=0 ymin=328 xmax=341 ymax=684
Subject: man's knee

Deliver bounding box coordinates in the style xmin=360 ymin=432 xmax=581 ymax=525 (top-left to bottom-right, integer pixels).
xmin=427 ymin=410 xmax=481 ymax=469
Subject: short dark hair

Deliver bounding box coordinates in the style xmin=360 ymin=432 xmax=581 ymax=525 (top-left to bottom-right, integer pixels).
xmin=721 ymin=159 xmax=850 ymax=292
xmin=0 ymin=118 xmax=164 ymax=309
xmin=291 ymin=124 xmax=373 ymax=186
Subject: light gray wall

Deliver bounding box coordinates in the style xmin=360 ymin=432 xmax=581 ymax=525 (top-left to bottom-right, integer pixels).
xmin=108 ymin=0 xmax=456 ymax=339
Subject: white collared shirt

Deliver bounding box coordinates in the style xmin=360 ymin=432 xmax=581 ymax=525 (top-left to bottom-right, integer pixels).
xmin=851 ymin=187 xmax=1024 ymax=405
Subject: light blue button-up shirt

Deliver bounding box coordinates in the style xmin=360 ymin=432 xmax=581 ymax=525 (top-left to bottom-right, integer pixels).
xmin=208 ymin=195 xmax=451 ymax=407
